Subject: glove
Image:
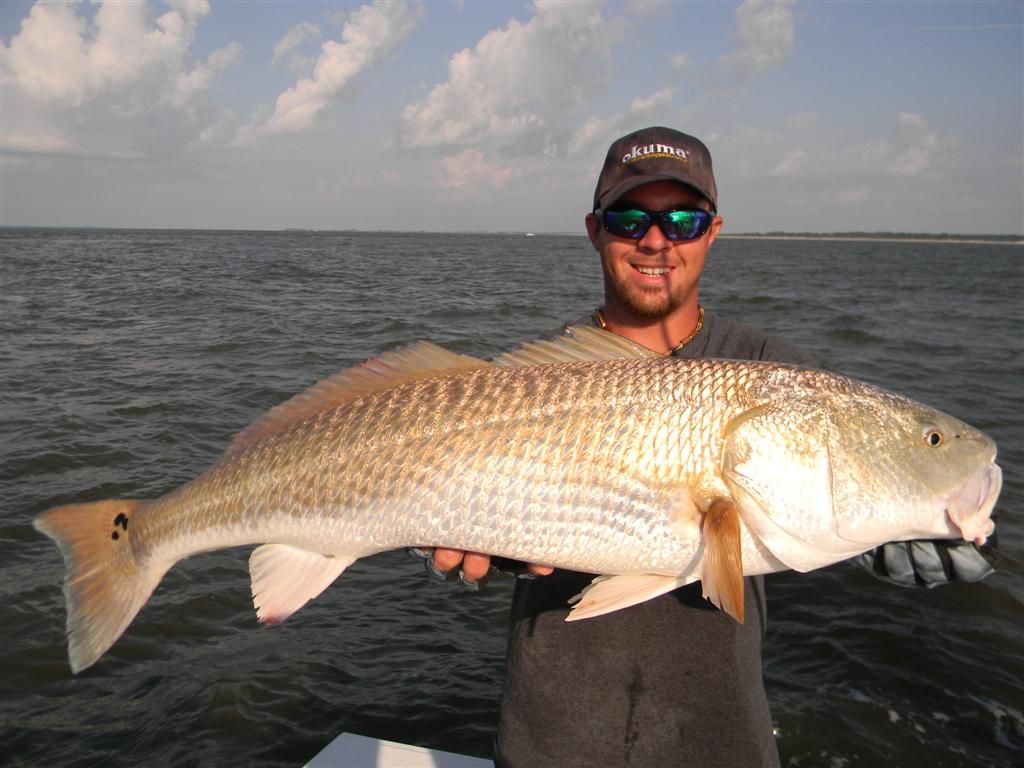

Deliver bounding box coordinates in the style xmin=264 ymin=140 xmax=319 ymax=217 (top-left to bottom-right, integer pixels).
xmin=853 ymin=536 xmax=998 ymax=588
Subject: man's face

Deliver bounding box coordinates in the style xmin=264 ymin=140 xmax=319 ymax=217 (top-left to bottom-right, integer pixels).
xmin=586 ymin=180 xmax=722 ymax=322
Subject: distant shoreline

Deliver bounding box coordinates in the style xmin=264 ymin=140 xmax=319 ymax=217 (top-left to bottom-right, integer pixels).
xmin=719 ymin=234 xmax=1024 ymax=245
xmin=1 ymin=226 xmax=1021 ymax=244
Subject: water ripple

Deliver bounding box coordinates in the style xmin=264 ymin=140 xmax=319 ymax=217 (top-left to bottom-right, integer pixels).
xmin=2 ymin=230 xmax=1021 ymax=767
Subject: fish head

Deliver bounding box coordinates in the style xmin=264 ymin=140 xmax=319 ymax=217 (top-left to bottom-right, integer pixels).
xmin=722 ymin=374 xmax=1001 ymax=573
xmin=826 ymin=388 xmax=1001 ymax=548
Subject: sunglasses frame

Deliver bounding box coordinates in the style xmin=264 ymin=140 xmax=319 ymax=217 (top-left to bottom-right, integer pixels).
xmin=597 ymin=207 xmax=715 ymax=242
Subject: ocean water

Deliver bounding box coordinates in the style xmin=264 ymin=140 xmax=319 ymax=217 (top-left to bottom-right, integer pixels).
xmin=1 ymin=228 xmax=1021 ymax=767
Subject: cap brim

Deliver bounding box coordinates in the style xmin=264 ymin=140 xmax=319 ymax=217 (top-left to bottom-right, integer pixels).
xmin=598 ymin=174 xmax=716 ymax=212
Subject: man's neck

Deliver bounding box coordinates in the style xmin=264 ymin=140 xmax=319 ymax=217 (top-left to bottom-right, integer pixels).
xmin=599 ymin=301 xmax=702 ymax=355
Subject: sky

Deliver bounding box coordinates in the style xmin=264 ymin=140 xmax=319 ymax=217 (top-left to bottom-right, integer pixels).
xmin=1 ymin=0 xmax=1022 ymax=235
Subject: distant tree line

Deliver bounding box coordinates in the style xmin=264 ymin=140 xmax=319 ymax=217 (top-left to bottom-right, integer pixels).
xmin=730 ymin=231 xmax=1022 ymax=242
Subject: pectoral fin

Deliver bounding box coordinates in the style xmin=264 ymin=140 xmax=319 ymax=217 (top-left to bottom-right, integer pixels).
xmin=250 ymin=544 xmax=356 ymax=624
xmin=565 ymin=572 xmax=690 ymax=621
xmin=700 ymin=497 xmax=745 ymax=623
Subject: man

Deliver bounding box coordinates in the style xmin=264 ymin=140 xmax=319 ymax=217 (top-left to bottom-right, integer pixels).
xmin=424 ymin=126 xmax=996 ymax=767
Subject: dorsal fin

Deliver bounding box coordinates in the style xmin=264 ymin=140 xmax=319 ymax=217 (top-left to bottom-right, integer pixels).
xmin=220 ymin=341 xmax=490 ymax=461
xmin=492 ymin=325 xmax=663 ymax=367
xmin=220 ymin=326 xmax=654 ymax=461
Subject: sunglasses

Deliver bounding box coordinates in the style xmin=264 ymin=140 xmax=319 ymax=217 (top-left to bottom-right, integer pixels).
xmin=599 ymin=207 xmax=714 ymax=242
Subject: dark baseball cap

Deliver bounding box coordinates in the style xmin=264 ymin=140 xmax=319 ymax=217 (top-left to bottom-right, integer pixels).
xmin=593 ymin=126 xmax=718 ymax=212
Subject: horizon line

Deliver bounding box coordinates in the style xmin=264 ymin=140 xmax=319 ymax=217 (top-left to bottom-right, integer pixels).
xmin=1 ymin=225 xmax=1022 ymax=244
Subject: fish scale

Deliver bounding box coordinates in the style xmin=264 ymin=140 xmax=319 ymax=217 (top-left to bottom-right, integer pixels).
xmin=133 ymin=361 xmax=789 ymax=572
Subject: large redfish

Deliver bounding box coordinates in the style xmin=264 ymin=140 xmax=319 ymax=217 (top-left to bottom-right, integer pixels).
xmin=34 ymin=327 xmax=1001 ymax=673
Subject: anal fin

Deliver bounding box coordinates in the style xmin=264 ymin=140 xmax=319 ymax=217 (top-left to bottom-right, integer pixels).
xmin=701 ymin=497 xmax=745 ymax=623
xmin=565 ymin=572 xmax=689 ymax=621
xmin=250 ymin=544 xmax=356 ymax=624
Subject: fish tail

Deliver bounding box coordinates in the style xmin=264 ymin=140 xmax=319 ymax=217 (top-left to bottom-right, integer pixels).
xmin=34 ymin=499 xmax=162 ymax=674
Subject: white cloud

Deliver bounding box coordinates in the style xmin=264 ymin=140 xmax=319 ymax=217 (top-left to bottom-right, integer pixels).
xmin=1 ymin=0 xmax=215 ymax=107
xmin=786 ymin=111 xmax=818 ymax=130
xmin=2 ymin=132 xmax=82 ymax=155
xmin=669 ymin=52 xmax=690 ymax=73
xmin=891 ymin=111 xmax=943 ymax=174
xmin=1 ymin=3 xmax=89 ymax=102
xmin=573 ymin=116 xmax=618 ymax=158
xmin=170 ymin=42 xmax=242 ymax=107
xmin=566 ymin=86 xmax=681 ymax=173
xmin=836 ymin=112 xmax=950 ymax=177
xmin=713 ymin=112 xmax=951 ymax=186
xmin=2 ymin=131 xmax=145 ymax=160
xmin=770 ymin=147 xmax=807 ymax=175
xmin=434 ymin=149 xmax=521 ymax=195
xmin=272 ymin=21 xmax=321 ymax=76
xmin=236 ymin=1 xmax=420 ymax=144
xmin=1 ymin=0 xmax=240 ymax=161
xmin=624 ymin=0 xmax=674 ymax=18
xmin=188 ymin=111 xmax=237 ymax=149
xmin=837 ymin=185 xmax=872 ymax=203
xmin=704 ymin=111 xmax=963 ymax=230
xmin=400 ymin=1 xmax=619 ymax=151
xmin=720 ymin=0 xmax=796 ymax=74
xmin=629 ymin=87 xmax=675 ymax=114
xmin=569 ymin=85 xmax=678 ymax=161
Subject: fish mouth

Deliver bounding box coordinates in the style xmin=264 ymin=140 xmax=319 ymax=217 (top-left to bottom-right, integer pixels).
xmin=944 ymin=462 xmax=1001 ymax=545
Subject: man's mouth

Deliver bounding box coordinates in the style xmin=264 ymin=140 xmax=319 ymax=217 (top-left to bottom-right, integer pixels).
xmin=633 ymin=265 xmax=671 ymax=277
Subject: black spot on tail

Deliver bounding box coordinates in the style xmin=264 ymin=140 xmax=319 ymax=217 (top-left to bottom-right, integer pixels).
xmin=111 ymin=512 xmax=129 ymax=542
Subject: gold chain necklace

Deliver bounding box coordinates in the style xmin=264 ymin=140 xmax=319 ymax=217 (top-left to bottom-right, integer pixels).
xmin=594 ymin=304 xmax=705 ymax=353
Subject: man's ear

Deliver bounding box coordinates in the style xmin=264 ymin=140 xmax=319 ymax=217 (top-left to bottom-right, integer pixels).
xmin=706 ymin=215 xmax=723 ymax=247
xmin=585 ymin=212 xmax=601 ymax=250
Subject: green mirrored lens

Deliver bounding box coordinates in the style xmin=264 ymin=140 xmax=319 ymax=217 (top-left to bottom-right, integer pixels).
xmin=603 ymin=208 xmax=709 ymax=240
xmin=662 ymin=210 xmax=702 ymax=239
xmin=605 ymin=209 xmax=650 ymax=236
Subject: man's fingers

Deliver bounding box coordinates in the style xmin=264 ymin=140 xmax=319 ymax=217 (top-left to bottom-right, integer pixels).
xmin=426 ymin=547 xmax=552 ymax=580
xmin=432 ymin=549 xmax=492 ymax=582
xmin=432 ymin=547 xmax=464 ymax=573
xmin=462 ymin=552 xmax=492 ymax=583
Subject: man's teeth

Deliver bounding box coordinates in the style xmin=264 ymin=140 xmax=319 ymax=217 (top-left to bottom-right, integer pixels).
xmin=635 ymin=266 xmax=669 ymax=276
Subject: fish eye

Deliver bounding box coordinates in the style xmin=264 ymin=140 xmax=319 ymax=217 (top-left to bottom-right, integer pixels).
xmin=923 ymin=428 xmax=944 ymax=447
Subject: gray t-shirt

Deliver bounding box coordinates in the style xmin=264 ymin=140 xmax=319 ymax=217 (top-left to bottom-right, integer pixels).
xmin=494 ymin=309 xmax=808 ymax=768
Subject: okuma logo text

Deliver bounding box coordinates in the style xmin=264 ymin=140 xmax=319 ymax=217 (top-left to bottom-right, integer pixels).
xmin=622 ymin=144 xmax=690 ymax=164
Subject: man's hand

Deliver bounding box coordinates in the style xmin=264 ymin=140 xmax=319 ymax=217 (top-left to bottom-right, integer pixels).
xmin=408 ymin=547 xmax=553 ymax=589
xmin=432 ymin=548 xmax=498 ymax=582
xmin=853 ymin=539 xmax=997 ymax=588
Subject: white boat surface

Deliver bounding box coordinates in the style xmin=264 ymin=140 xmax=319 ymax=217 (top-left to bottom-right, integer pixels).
xmin=305 ymin=732 xmax=493 ymax=767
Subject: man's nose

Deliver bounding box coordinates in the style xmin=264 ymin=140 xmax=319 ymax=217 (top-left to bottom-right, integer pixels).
xmin=637 ymin=221 xmax=670 ymax=250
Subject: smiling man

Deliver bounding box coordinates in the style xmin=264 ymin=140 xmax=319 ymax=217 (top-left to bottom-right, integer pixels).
xmin=427 ymin=126 xmax=996 ymax=767
xmin=431 ymin=127 xmax=801 ymax=767
xmin=485 ymin=128 xmax=794 ymax=767
xmin=584 ymin=130 xmax=721 ymax=354
xmin=491 ymin=128 xmax=799 ymax=768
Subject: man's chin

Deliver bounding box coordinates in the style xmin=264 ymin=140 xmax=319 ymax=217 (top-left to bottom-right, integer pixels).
xmin=620 ymin=294 xmax=676 ymax=322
